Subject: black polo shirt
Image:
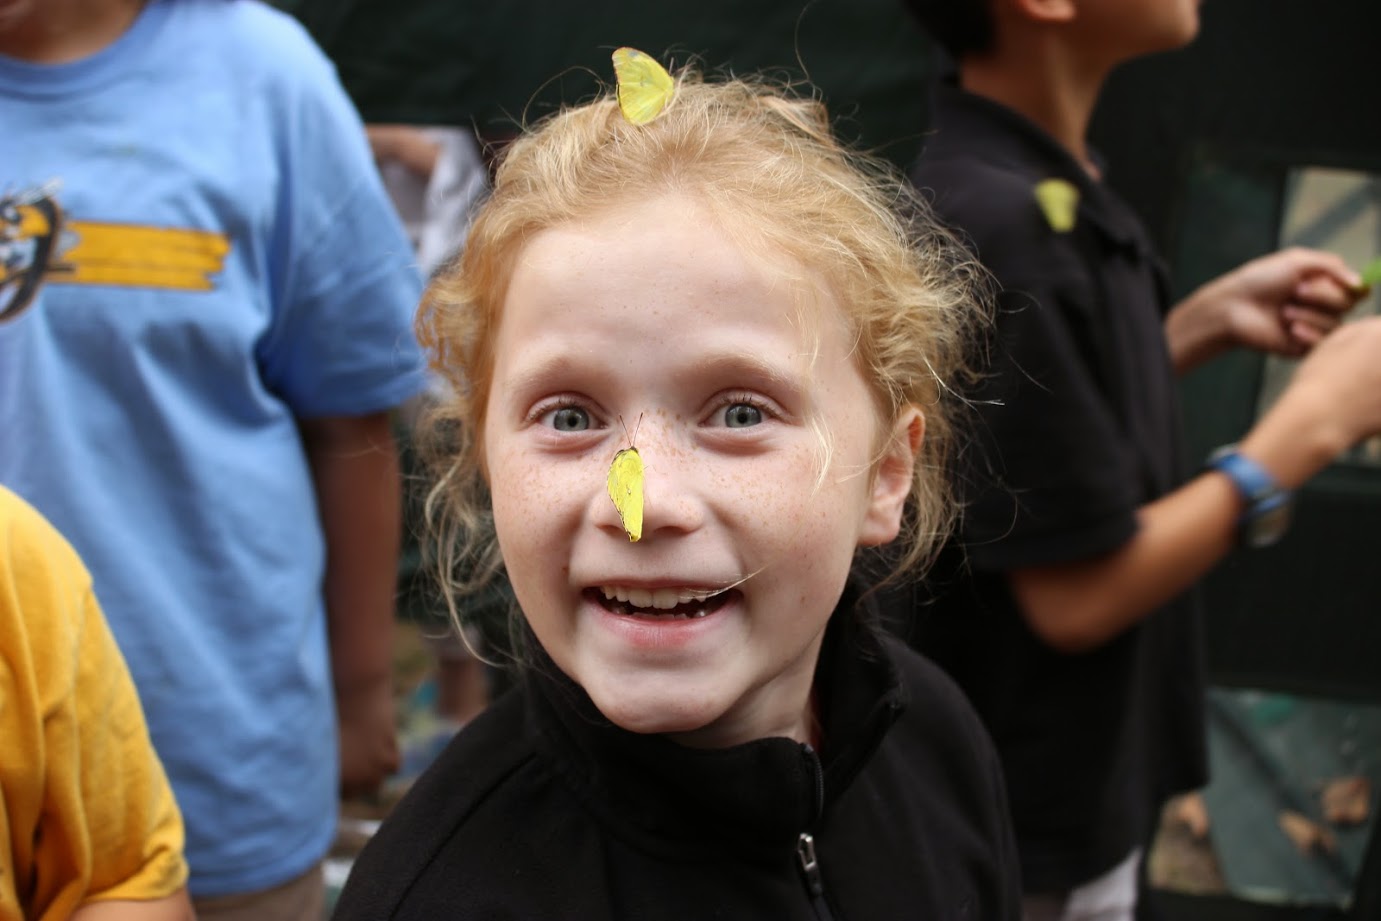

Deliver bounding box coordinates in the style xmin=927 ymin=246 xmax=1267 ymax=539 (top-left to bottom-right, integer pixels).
xmin=887 ymin=85 xmax=1208 ymax=893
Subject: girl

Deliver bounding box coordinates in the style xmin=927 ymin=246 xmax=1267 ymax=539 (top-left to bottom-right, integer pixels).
xmin=333 ymin=57 xmax=1019 ymax=920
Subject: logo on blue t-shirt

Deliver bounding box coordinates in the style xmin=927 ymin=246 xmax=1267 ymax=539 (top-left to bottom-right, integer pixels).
xmin=1 ymin=181 xmax=229 ymax=323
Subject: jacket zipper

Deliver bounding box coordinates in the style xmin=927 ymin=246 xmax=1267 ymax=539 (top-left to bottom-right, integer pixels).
xmin=796 ymin=832 xmax=835 ymax=920
xmin=796 ymin=745 xmax=836 ymax=920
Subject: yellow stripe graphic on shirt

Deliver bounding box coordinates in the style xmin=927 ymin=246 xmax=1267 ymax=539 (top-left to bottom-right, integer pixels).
xmin=15 ymin=201 xmax=54 ymax=238
xmin=48 ymin=222 xmax=230 ymax=291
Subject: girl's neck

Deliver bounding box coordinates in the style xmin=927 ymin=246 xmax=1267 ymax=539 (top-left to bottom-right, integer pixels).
xmin=0 ymin=0 xmax=146 ymax=64
xmin=958 ymin=38 xmax=1111 ymax=180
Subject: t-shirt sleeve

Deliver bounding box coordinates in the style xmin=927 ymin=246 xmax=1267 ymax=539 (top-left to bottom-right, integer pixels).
xmin=254 ymin=27 xmax=427 ymax=419
xmin=71 ymin=585 xmax=189 ymax=906
xmin=1 ymin=492 xmax=188 ymax=917
xmin=928 ymin=170 xmax=1142 ymax=570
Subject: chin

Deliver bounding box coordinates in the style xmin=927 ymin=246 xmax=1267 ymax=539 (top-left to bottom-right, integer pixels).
xmin=590 ymin=690 xmax=723 ymax=739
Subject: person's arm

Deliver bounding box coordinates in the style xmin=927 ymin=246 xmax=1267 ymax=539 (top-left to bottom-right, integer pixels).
xmin=71 ymin=891 xmax=195 ymax=921
xmin=1013 ymin=314 xmax=1381 ymax=653
xmin=366 ymin=123 xmax=441 ymax=180
xmin=1165 ymin=247 xmax=1362 ymax=374
xmin=7 ymin=501 xmax=194 ymax=919
xmin=301 ymin=411 xmax=403 ymax=797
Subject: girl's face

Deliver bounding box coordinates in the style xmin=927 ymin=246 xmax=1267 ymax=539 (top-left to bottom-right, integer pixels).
xmin=482 ymin=194 xmax=917 ymax=749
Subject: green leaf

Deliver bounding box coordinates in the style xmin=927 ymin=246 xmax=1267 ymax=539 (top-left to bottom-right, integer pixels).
xmin=1360 ymin=255 xmax=1381 ymax=292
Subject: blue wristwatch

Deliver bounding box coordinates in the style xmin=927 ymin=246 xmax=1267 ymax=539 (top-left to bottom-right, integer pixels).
xmin=1206 ymin=445 xmax=1294 ymax=548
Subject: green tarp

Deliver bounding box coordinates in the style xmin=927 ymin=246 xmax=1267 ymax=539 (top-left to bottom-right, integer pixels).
xmin=274 ymin=0 xmax=936 ymax=168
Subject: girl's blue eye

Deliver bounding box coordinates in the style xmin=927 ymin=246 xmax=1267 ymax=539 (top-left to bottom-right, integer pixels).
xmin=550 ymin=407 xmax=590 ymax=431
xmin=723 ymin=402 xmax=762 ymax=428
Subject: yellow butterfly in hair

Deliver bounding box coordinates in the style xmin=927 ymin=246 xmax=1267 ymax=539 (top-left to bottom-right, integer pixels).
xmin=612 ymin=47 xmax=674 ymax=125
xmin=607 ymin=415 xmax=644 ymax=542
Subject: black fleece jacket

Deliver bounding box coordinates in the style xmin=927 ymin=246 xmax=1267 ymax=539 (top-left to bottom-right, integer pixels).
xmin=333 ymin=592 xmax=1021 ymax=920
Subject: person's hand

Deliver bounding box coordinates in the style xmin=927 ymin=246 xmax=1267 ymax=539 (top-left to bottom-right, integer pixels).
xmin=1282 ymin=314 xmax=1381 ymax=448
xmin=1243 ymin=314 xmax=1381 ymax=486
xmin=1167 ymin=248 xmax=1365 ymax=372
xmin=337 ymin=675 xmax=400 ymax=799
xmin=1211 ymin=247 xmax=1363 ymax=356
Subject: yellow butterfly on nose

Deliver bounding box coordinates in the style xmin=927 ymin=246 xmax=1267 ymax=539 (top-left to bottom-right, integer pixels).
xmin=607 ymin=415 xmax=644 ymax=542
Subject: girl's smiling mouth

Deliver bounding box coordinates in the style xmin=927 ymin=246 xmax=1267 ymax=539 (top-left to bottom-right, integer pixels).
xmin=589 ymin=586 xmax=736 ymax=619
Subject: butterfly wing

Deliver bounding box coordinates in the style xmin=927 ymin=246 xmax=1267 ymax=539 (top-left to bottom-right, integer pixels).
xmin=607 ymin=447 xmax=645 ymax=542
xmin=612 ymin=47 xmax=674 ymax=126
xmin=1034 ymin=178 xmax=1079 ymax=233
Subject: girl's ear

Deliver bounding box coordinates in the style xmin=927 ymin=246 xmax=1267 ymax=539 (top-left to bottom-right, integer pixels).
xmin=858 ymin=406 xmax=924 ymax=546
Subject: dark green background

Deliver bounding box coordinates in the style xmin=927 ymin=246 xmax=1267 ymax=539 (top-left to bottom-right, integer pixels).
xmin=274 ymin=0 xmax=936 ymax=167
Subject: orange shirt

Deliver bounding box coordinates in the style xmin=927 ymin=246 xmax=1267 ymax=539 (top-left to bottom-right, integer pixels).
xmin=0 ymin=487 xmax=187 ymax=920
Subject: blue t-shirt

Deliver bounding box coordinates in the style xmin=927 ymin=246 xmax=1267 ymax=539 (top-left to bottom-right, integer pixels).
xmin=0 ymin=0 xmax=425 ymax=898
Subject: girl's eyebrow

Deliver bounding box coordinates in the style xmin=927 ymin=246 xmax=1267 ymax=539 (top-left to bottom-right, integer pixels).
xmin=501 ymin=351 xmax=609 ymax=396
xmin=682 ymin=351 xmax=797 ymax=387
xmin=507 ymin=346 xmax=799 ymax=383
xmin=679 ymin=350 xmax=812 ymax=416
xmin=499 ymin=345 xmax=810 ymax=411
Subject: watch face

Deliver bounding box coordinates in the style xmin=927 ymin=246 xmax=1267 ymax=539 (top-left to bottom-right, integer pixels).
xmin=1245 ymin=497 xmax=1292 ymax=548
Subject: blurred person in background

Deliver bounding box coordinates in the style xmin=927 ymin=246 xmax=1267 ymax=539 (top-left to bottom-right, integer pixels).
xmin=882 ymin=1 xmax=1381 ymax=918
xmin=0 ymin=1 xmax=425 ymax=917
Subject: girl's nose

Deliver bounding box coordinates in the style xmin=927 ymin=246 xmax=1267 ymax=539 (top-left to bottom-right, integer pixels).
xmin=592 ymin=429 xmax=705 ymax=541
xmin=638 ymin=465 xmax=706 ymax=538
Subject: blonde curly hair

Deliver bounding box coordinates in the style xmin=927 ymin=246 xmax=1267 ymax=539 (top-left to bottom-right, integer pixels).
xmin=417 ymin=67 xmax=988 ymax=639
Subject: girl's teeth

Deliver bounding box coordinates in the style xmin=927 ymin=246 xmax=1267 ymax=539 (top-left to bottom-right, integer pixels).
xmin=596 ymin=582 xmax=723 ymax=618
xmin=600 ymin=585 xmax=722 ymax=611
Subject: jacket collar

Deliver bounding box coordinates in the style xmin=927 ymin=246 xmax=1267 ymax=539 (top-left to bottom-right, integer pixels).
xmin=521 ymin=584 xmax=905 ymax=859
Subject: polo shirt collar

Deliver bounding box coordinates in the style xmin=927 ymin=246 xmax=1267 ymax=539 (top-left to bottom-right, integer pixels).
xmin=927 ymin=83 xmax=1151 ymax=254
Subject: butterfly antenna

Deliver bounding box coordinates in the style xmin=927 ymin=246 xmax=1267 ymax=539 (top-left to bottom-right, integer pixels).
xmin=618 ymin=412 xmax=644 ymax=448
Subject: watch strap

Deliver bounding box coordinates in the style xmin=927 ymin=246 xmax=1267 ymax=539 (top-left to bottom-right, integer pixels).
xmin=1206 ymin=446 xmax=1293 ymax=547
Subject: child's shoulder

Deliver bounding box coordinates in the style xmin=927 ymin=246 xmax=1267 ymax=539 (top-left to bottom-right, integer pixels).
xmin=359 ymin=688 xmax=535 ymax=854
xmin=915 ymin=153 xmax=1034 ymax=210
xmin=164 ymin=0 xmax=336 ymax=88
xmin=914 ymin=155 xmax=1090 ymax=290
xmin=0 ymin=487 xmax=91 ymax=614
xmin=0 ymin=487 xmax=73 ymax=568
xmin=880 ymin=633 xmax=1001 ymax=763
xmin=882 ymin=633 xmax=969 ymax=704
xmin=917 ymin=154 xmax=1063 ymax=242
xmin=334 ymin=685 xmax=579 ymax=917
